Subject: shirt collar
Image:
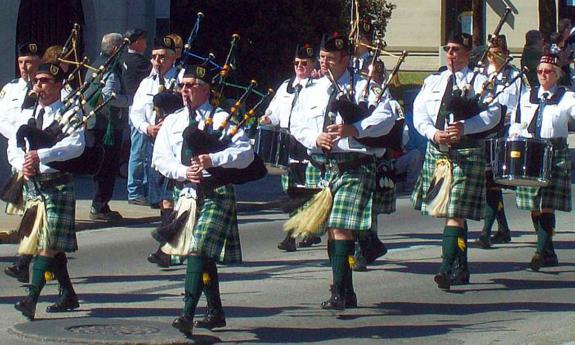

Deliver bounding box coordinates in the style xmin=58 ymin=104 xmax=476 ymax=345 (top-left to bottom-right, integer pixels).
xmin=538 ymin=85 xmax=557 ymax=99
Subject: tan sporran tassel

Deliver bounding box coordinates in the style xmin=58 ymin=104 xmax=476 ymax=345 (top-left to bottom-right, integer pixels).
xmin=425 ymin=158 xmax=453 ymax=218
xmin=161 ymin=196 xmax=197 ymax=256
xmin=284 ymin=187 xmax=332 ymax=238
xmin=17 ymin=200 xmax=47 ymax=255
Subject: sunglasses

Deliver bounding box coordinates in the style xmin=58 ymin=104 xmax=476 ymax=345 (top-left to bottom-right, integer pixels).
xmin=442 ymin=45 xmax=462 ymax=53
xmin=33 ymin=77 xmax=55 ymax=84
xmin=178 ymin=82 xmax=204 ymax=89
xmin=537 ymin=69 xmax=555 ymax=75
xmin=293 ymin=60 xmax=308 ymax=66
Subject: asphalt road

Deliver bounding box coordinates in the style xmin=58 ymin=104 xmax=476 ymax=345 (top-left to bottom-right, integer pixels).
xmin=1 ymin=174 xmax=575 ymax=344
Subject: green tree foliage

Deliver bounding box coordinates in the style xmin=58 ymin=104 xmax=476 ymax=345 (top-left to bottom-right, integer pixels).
xmin=170 ymin=0 xmax=394 ymax=94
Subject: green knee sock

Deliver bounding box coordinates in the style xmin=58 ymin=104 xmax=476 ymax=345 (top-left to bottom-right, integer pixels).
xmin=327 ymin=239 xmax=334 ymax=261
xmin=53 ymin=253 xmax=75 ymax=297
xmin=203 ymin=259 xmax=223 ymax=315
xmin=332 ymin=240 xmax=354 ymax=296
xmin=458 ymin=222 xmax=469 ymax=268
xmin=439 ymin=226 xmax=461 ymax=273
xmin=29 ymin=256 xmax=54 ymax=302
xmin=343 ymin=240 xmax=356 ymax=295
xmin=540 ymin=213 xmax=555 ymax=255
xmin=183 ymin=256 xmax=206 ymax=318
xmin=483 ymin=189 xmax=498 ymax=235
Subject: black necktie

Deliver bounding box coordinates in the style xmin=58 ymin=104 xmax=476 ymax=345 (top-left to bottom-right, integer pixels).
xmin=287 ymin=84 xmax=302 ymax=130
xmin=527 ymin=92 xmax=549 ymax=138
xmin=36 ymin=108 xmax=45 ymax=129
xmin=435 ymin=76 xmax=454 ymax=130
xmin=322 ymin=86 xmax=338 ymax=131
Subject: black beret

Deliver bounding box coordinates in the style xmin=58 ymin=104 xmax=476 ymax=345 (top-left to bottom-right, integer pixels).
xmin=153 ymin=92 xmax=183 ymax=115
xmin=295 ymin=43 xmax=315 ymax=59
xmin=320 ymin=33 xmax=350 ymax=54
xmin=17 ymin=42 xmax=41 ymax=57
xmin=124 ymin=28 xmax=146 ymax=44
xmin=36 ymin=63 xmax=65 ymax=82
xmin=181 ymin=64 xmax=213 ymax=84
xmin=446 ymin=32 xmax=473 ymax=51
xmin=153 ymin=36 xmax=176 ymax=51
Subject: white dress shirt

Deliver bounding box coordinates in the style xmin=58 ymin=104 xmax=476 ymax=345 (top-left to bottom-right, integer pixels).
xmin=152 ymin=101 xmax=254 ymax=196
xmin=265 ymin=77 xmax=310 ymax=129
xmin=289 ymin=69 xmax=396 ymax=156
xmin=413 ymin=67 xmax=501 ymax=142
xmin=0 ymin=78 xmax=29 ymax=139
xmin=509 ymin=85 xmax=575 ymax=139
xmin=129 ymin=66 xmax=179 ymax=135
xmin=7 ymin=100 xmax=85 ymax=173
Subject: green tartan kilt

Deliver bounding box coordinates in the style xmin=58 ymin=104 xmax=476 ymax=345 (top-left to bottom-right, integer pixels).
xmin=411 ymin=144 xmax=486 ymax=220
xmin=311 ymin=152 xmax=375 ymax=231
xmin=305 ymin=163 xmax=322 ymax=188
xmin=515 ymin=145 xmax=572 ymax=212
xmin=280 ymin=162 xmax=308 ymax=192
xmin=24 ymin=172 xmax=77 ymax=253
xmin=177 ymin=184 xmax=242 ymax=265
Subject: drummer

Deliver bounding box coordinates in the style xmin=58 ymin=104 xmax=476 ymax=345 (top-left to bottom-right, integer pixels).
xmin=475 ymin=35 xmax=522 ymax=249
xmin=260 ymin=43 xmax=322 ymax=252
xmin=509 ymin=53 xmax=575 ymax=271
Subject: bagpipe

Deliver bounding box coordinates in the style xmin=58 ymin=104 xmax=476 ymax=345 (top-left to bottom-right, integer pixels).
xmin=327 ymin=47 xmax=408 ymax=151
xmin=16 ymin=29 xmax=129 ymax=176
xmin=445 ymin=7 xmax=514 ymax=126
xmin=178 ymin=12 xmax=272 ymax=187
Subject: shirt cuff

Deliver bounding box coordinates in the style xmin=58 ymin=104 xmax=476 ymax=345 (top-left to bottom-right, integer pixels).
xmin=176 ymin=165 xmax=188 ymax=181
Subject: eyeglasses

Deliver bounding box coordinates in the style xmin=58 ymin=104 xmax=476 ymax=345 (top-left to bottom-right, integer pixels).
xmin=33 ymin=77 xmax=55 ymax=84
xmin=151 ymin=54 xmax=166 ymax=60
xmin=537 ymin=69 xmax=555 ymax=75
xmin=442 ymin=45 xmax=461 ymax=53
xmin=179 ymin=82 xmax=204 ymax=89
xmin=293 ymin=60 xmax=308 ymax=66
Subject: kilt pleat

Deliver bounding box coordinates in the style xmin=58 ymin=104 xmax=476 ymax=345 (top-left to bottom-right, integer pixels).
xmin=311 ymin=153 xmax=375 ymax=231
xmin=411 ymin=144 xmax=485 ymax=220
xmin=515 ymin=145 xmax=572 ymax=212
xmin=24 ymin=173 xmax=77 ymax=253
xmin=189 ymin=185 xmax=242 ymax=264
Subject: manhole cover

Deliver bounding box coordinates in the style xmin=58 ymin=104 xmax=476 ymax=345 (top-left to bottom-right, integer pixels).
xmin=67 ymin=324 xmax=161 ymax=337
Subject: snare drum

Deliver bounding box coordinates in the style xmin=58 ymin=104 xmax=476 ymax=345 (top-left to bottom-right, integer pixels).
xmin=254 ymin=125 xmax=290 ymax=169
xmin=492 ymin=137 xmax=552 ymax=187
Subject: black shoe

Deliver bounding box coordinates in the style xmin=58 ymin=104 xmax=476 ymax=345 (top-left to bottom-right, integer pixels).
xmin=193 ymin=313 xmax=226 ymax=330
xmin=328 ymin=285 xmax=357 ymax=308
xmin=5 ymin=265 xmax=29 ymax=283
xmin=364 ymin=241 xmax=388 ymax=264
xmin=147 ymin=251 xmax=170 ymax=268
xmin=490 ymin=230 xmax=511 ymax=244
xmin=450 ymin=268 xmax=470 ymax=285
xmin=278 ymin=237 xmax=296 ymax=252
xmin=90 ymin=209 xmax=123 ymax=222
xmin=529 ymin=253 xmax=544 ymax=271
xmin=434 ymin=272 xmax=451 ymax=291
xmin=345 ymin=292 xmax=358 ymax=308
xmin=128 ymin=197 xmax=149 ymax=206
xmin=15 ymin=297 xmax=36 ymax=320
xmin=298 ymin=236 xmax=321 ymax=248
xmin=172 ymin=315 xmax=194 ymax=336
xmin=320 ymin=294 xmax=345 ymax=310
xmin=46 ymin=294 xmax=80 ymax=313
xmin=475 ymin=233 xmax=491 ymax=249
xmin=543 ymin=253 xmax=559 ymax=267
